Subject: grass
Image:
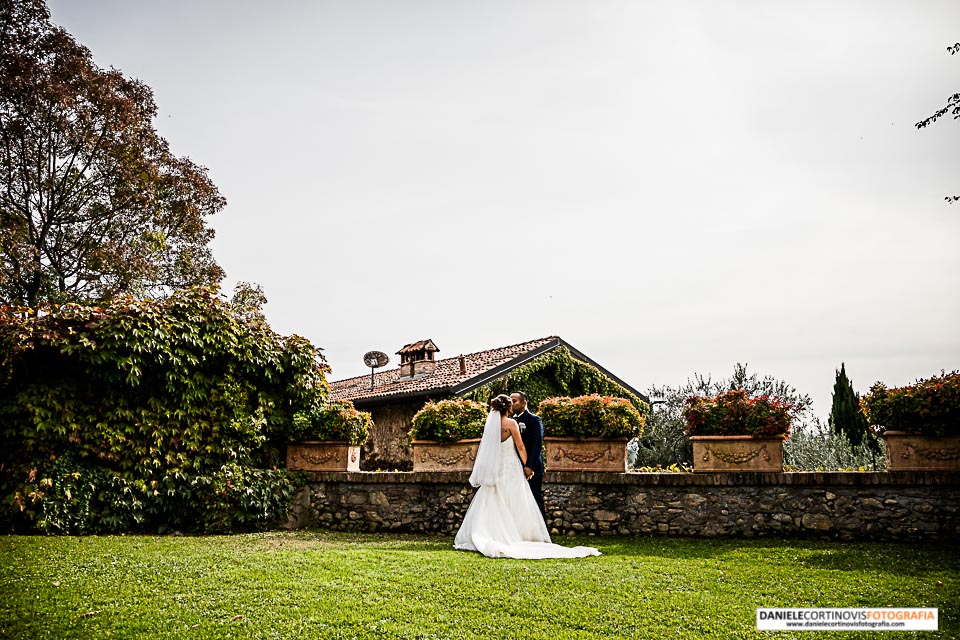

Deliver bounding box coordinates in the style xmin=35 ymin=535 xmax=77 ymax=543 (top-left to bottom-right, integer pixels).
xmin=1 ymin=532 xmax=957 ymax=639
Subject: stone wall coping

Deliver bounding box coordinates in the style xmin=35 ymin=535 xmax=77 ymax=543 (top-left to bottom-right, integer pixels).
xmin=688 ymin=435 xmax=785 ymax=441
xmin=302 ymin=470 xmax=960 ymax=487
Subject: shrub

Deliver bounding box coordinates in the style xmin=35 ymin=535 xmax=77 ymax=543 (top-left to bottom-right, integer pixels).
xmin=409 ymin=399 xmax=487 ymax=443
xmin=26 ymin=455 xmax=301 ymax=535
xmin=192 ymin=463 xmax=302 ymax=534
xmin=290 ymin=401 xmax=372 ymax=445
xmin=682 ymin=389 xmax=793 ymax=439
xmin=539 ymin=394 xmax=646 ymax=438
xmin=861 ymin=371 xmax=960 ymax=436
xmin=783 ymin=418 xmax=886 ymax=471
xmin=29 ymin=455 xmax=138 ymax=535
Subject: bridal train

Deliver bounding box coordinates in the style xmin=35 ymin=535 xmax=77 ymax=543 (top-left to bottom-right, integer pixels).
xmin=454 ymin=419 xmax=600 ymax=560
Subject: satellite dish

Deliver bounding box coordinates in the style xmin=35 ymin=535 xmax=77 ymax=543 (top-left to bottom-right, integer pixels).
xmin=363 ymin=351 xmax=389 ymax=368
xmin=363 ymin=350 xmax=389 ymax=391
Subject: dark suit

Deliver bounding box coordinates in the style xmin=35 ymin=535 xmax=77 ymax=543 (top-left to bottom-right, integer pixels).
xmin=515 ymin=408 xmax=546 ymax=520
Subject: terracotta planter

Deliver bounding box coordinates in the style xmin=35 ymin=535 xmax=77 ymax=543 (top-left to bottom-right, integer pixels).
xmin=689 ymin=435 xmax=784 ymax=473
xmin=544 ymin=437 xmax=629 ymax=472
xmin=412 ymin=438 xmax=480 ymax=472
xmin=882 ymin=431 xmax=960 ymax=471
xmin=287 ymin=441 xmax=361 ymax=472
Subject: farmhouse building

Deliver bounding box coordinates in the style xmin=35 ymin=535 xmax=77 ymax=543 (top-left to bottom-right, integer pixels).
xmin=330 ymin=336 xmax=647 ymax=470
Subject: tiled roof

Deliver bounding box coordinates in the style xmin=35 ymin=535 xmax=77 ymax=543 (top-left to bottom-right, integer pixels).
xmin=330 ymin=336 xmax=559 ymax=404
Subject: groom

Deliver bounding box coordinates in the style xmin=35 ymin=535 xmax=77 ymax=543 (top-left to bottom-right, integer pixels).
xmin=511 ymin=391 xmax=546 ymax=520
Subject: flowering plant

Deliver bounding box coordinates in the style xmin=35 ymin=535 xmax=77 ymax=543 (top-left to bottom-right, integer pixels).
xmin=538 ymin=394 xmax=646 ymax=438
xmin=860 ymin=371 xmax=960 ymax=436
xmin=682 ymin=389 xmax=793 ymax=439
xmin=408 ymin=399 xmax=487 ymax=443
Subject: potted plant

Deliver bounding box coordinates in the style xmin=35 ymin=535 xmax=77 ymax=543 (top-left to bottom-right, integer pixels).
xmin=539 ymin=394 xmax=647 ymax=472
xmin=286 ymin=401 xmax=372 ymax=472
xmin=409 ymin=399 xmax=487 ymax=472
xmin=861 ymin=371 xmax=960 ymax=471
xmin=682 ymin=389 xmax=792 ymax=472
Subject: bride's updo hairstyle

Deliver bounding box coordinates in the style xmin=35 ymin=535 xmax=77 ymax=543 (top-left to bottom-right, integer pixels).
xmin=489 ymin=394 xmax=511 ymax=414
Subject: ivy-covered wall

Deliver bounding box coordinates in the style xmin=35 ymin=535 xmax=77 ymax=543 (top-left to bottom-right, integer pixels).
xmin=0 ymin=287 xmax=329 ymax=534
xmin=462 ymin=346 xmax=648 ymax=414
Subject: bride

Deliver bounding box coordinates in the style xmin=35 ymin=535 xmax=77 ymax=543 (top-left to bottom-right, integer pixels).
xmin=453 ymin=394 xmax=600 ymax=559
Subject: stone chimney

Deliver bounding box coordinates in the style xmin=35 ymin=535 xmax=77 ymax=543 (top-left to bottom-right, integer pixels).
xmin=397 ymin=339 xmax=439 ymax=378
xmin=458 ymin=354 xmax=466 ymax=375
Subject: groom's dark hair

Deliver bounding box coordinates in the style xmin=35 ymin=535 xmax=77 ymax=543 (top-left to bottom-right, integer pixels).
xmin=513 ymin=391 xmax=528 ymax=403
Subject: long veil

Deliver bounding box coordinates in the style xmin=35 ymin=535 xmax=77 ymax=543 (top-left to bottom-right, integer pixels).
xmin=469 ymin=410 xmax=503 ymax=487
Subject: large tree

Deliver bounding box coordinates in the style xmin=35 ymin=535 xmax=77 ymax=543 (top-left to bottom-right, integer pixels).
xmin=0 ymin=0 xmax=225 ymax=307
xmin=915 ymin=42 xmax=960 ymax=204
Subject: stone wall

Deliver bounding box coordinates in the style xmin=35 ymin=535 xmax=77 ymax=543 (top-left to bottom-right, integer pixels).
xmin=284 ymin=471 xmax=960 ymax=542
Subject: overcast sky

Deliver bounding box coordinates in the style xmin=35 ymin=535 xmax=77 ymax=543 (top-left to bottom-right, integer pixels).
xmin=47 ymin=0 xmax=959 ymax=417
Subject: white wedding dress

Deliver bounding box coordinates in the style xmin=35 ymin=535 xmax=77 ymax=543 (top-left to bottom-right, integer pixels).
xmin=454 ymin=436 xmax=600 ymax=559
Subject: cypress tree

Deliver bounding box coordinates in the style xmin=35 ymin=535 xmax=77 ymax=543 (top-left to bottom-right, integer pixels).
xmin=829 ymin=363 xmax=880 ymax=456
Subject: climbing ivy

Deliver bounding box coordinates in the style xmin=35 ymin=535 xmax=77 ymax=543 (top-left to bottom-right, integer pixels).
xmin=462 ymin=346 xmax=649 ymax=417
xmin=0 ymin=286 xmax=329 ymax=533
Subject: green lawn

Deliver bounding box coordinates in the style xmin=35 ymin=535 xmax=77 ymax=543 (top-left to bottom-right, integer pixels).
xmin=1 ymin=531 xmax=956 ymax=639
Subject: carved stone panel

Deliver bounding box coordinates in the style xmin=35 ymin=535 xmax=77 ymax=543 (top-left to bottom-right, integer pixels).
xmin=689 ymin=436 xmax=784 ymax=473
xmin=287 ymin=442 xmax=361 ymax=472
xmin=544 ymin=437 xmax=629 ymax=472
xmin=882 ymin=432 xmax=960 ymax=471
xmin=411 ymin=439 xmax=481 ymax=472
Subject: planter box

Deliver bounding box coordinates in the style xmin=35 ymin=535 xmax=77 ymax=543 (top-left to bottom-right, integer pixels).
xmin=412 ymin=439 xmax=480 ymax=472
xmin=882 ymin=431 xmax=960 ymax=471
xmin=689 ymin=435 xmax=784 ymax=473
xmin=544 ymin=437 xmax=629 ymax=472
xmin=287 ymin=441 xmax=361 ymax=472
